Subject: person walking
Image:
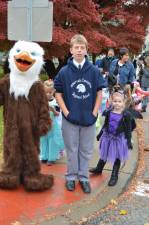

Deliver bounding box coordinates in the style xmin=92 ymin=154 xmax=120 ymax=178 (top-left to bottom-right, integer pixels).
xmin=109 ymin=47 xmax=135 ymax=88
xmin=140 ymin=54 xmax=149 ymax=112
xmin=98 ymin=48 xmax=116 ymax=75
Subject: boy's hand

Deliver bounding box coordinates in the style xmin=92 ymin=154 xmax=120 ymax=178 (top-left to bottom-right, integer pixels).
xmin=64 ymin=111 xmax=69 ymax=117
xmin=92 ymin=111 xmax=98 ymax=117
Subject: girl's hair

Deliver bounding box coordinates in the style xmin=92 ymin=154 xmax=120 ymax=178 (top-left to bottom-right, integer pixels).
xmin=124 ymin=84 xmax=133 ymax=107
xmin=70 ymin=34 xmax=88 ymax=49
xmin=44 ymin=80 xmax=54 ymax=89
xmin=111 ymin=91 xmax=125 ymax=100
xmin=111 ymin=85 xmax=126 ymax=100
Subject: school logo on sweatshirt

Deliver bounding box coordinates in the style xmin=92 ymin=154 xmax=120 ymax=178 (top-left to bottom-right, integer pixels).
xmin=76 ymin=84 xmax=86 ymax=93
xmin=70 ymin=78 xmax=91 ymax=100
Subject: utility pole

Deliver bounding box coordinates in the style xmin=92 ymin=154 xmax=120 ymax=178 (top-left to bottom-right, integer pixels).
xmin=27 ymin=0 xmax=32 ymax=41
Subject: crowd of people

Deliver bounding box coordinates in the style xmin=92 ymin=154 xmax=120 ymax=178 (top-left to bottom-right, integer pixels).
xmin=40 ymin=34 xmax=149 ymax=194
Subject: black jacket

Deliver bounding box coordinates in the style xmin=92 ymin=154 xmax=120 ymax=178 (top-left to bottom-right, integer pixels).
xmin=97 ymin=108 xmax=136 ymax=149
xmin=100 ymin=56 xmax=116 ymax=73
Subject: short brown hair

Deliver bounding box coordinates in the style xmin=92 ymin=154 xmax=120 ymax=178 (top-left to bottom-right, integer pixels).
xmin=70 ymin=34 xmax=88 ymax=49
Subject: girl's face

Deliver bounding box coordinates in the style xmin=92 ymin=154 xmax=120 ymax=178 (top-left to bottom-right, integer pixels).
xmin=121 ymin=53 xmax=129 ymax=63
xmin=112 ymin=93 xmax=125 ymax=111
xmin=45 ymin=87 xmax=54 ymax=100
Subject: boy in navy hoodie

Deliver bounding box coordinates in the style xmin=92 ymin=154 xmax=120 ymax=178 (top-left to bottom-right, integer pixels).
xmin=54 ymin=34 xmax=105 ymax=193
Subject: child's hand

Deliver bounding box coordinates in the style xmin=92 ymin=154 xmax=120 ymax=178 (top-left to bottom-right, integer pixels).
xmin=54 ymin=111 xmax=60 ymax=116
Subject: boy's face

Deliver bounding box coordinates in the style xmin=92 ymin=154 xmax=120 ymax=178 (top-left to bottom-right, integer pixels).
xmin=70 ymin=43 xmax=87 ymax=63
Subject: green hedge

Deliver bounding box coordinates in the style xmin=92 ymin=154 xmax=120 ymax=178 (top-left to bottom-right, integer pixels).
xmin=0 ymin=66 xmax=4 ymax=78
xmin=39 ymin=73 xmax=49 ymax=81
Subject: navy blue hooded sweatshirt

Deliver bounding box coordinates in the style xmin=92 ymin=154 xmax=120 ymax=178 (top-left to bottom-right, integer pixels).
xmin=54 ymin=57 xmax=106 ymax=126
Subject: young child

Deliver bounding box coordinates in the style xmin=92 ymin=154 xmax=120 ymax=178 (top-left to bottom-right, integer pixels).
xmin=89 ymin=90 xmax=136 ymax=186
xmin=96 ymin=88 xmax=109 ymax=131
xmin=132 ymin=81 xmax=149 ymax=112
xmin=54 ymin=34 xmax=105 ymax=193
xmin=40 ymin=80 xmax=65 ymax=165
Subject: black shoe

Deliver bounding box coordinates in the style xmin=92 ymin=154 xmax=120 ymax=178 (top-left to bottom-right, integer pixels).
xmin=79 ymin=181 xmax=91 ymax=193
xmin=141 ymin=105 xmax=147 ymax=112
xmin=65 ymin=180 xmax=75 ymax=191
xmin=89 ymin=159 xmax=106 ymax=175
xmin=142 ymin=109 xmax=146 ymax=113
xmin=89 ymin=167 xmax=102 ymax=175
xmin=108 ymin=159 xmax=120 ymax=187
xmin=108 ymin=176 xmax=118 ymax=186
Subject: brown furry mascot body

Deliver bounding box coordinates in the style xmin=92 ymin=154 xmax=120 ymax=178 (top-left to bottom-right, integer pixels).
xmin=0 ymin=41 xmax=54 ymax=191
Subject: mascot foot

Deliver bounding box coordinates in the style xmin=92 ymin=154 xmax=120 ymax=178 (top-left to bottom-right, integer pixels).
xmin=0 ymin=172 xmax=20 ymax=189
xmin=23 ymin=173 xmax=54 ymax=191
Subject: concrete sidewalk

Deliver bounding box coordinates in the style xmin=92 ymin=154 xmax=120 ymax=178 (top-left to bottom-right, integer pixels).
xmin=0 ymin=131 xmax=139 ymax=225
xmin=41 ymin=131 xmax=138 ymax=225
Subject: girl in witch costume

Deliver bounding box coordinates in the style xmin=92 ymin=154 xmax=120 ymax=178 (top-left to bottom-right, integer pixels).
xmin=90 ymin=90 xmax=136 ymax=186
xmin=0 ymin=41 xmax=54 ymax=191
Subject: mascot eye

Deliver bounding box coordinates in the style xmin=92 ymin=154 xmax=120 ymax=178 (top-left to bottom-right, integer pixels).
xmin=16 ymin=49 xmax=21 ymax=53
xmin=31 ymin=51 xmax=37 ymax=56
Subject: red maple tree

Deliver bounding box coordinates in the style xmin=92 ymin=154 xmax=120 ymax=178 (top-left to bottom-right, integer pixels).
xmin=46 ymin=0 xmax=115 ymax=58
xmin=0 ymin=0 xmax=149 ymax=58
xmin=96 ymin=0 xmax=147 ymax=54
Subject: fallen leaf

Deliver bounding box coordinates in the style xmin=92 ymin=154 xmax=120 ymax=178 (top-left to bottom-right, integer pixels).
xmin=119 ymin=210 xmax=128 ymax=215
xmin=110 ymin=199 xmax=118 ymax=205
xmin=144 ymin=145 xmax=149 ymax=151
xmin=81 ymin=217 xmax=88 ymax=222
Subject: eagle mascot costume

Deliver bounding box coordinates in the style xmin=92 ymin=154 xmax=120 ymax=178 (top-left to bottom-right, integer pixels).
xmin=0 ymin=41 xmax=54 ymax=191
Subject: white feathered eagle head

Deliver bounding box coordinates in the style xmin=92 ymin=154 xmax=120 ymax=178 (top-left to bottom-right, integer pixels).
xmin=8 ymin=41 xmax=44 ymax=99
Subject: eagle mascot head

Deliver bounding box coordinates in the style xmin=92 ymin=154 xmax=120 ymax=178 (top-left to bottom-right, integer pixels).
xmin=8 ymin=40 xmax=44 ymax=99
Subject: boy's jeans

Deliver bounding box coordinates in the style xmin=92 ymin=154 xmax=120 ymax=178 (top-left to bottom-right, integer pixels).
xmin=62 ymin=117 xmax=95 ymax=181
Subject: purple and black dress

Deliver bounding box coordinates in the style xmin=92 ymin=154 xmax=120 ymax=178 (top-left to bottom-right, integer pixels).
xmin=99 ymin=112 xmax=128 ymax=164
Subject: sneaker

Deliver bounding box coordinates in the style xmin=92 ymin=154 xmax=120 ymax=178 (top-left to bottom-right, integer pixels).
xmin=65 ymin=180 xmax=75 ymax=191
